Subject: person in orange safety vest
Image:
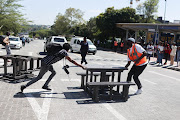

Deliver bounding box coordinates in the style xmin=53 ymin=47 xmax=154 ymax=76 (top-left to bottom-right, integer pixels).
xmin=114 ymin=40 xmax=118 ymax=52
xmin=125 ymin=38 xmax=148 ymax=95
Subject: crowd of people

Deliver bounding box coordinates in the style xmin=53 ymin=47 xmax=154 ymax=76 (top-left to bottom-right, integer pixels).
xmin=142 ymin=41 xmax=180 ymax=66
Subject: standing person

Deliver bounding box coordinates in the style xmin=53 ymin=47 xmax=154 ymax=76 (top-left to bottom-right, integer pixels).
xmin=3 ymin=31 xmax=11 ymax=55
xmin=80 ymin=37 xmax=89 ymax=64
xmin=21 ymin=36 xmax=26 ymax=46
xmin=157 ymin=42 xmax=164 ymax=66
xmin=120 ymin=41 xmax=124 ymax=53
xmin=114 ymin=40 xmax=118 ymax=52
xmin=125 ymin=38 xmax=148 ymax=95
xmin=177 ymin=45 xmax=180 ymax=66
xmin=163 ymin=42 xmax=171 ymax=65
xmin=20 ymin=43 xmax=84 ymax=92
xmin=146 ymin=42 xmax=154 ymax=62
xmin=170 ymin=42 xmax=177 ymax=66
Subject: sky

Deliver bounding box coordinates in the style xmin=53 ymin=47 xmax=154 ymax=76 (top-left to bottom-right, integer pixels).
xmin=18 ymin=0 xmax=179 ymax=25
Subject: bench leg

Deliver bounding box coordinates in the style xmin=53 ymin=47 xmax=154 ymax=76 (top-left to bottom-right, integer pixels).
xmin=122 ymin=85 xmax=130 ymax=101
xmin=109 ymin=86 xmax=113 ymax=100
xmin=81 ymin=76 xmax=85 ymax=89
xmin=93 ymin=86 xmax=99 ymax=103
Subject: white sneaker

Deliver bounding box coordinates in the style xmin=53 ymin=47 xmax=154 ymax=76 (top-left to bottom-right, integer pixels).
xmin=135 ymin=89 xmax=143 ymax=95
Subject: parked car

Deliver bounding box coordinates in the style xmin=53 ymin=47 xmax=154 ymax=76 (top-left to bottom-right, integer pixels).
xmin=70 ymin=36 xmax=97 ymax=55
xmin=44 ymin=36 xmax=67 ymax=52
xmin=9 ymin=36 xmax=22 ymax=49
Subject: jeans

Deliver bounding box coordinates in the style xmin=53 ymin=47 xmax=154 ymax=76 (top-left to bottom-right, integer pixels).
xmin=157 ymin=53 xmax=163 ymax=64
xmin=177 ymin=50 xmax=180 ymax=66
xmin=127 ymin=64 xmax=147 ymax=89
xmin=25 ymin=62 xmax=56 ymax=88
xmin=5 ymin=45 xmax=11 ymax=55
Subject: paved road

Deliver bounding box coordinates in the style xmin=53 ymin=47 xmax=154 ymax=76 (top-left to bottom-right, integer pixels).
xmin=0 ymin=39 xmax=180 ymax=120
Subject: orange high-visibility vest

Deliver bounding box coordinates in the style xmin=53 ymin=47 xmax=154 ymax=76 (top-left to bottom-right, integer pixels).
xmin=120 ymin=43 xmax=124 ymax=47
xmin=127 ymin=44 xmax=147 ymax=66
xmin=114 ymin=41 xmax=118 ymax=46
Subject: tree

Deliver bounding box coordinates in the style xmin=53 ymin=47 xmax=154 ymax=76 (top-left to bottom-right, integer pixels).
xmin=0 ymin=0 xmax=29 ymax=34
xmin=65 ymin=7 xmax=84 ymax=27
xmin=136 ymin=0 xmax=159 ymax=23
xmin=52 ymin=8 xmax=84 ymax=35
xmin=96 ymin=7 xmax=140 ymax=41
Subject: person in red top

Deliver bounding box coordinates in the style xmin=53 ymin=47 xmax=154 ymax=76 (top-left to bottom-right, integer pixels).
xmin=163 ymin=42 xmax=171 ymax=65
xmin=125 ymin=38 xmax=148 ymax=95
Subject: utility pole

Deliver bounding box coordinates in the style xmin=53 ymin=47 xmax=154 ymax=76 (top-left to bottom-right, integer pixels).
xmin=164 ymin=0 xmax=167 ymax=23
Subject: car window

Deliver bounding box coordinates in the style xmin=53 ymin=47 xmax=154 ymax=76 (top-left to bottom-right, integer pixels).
xmin=74 ymin=39 xmax=77 ymax=44
xmin=54 ymin=38 xmax=65 ymax=42
xmin=77 ymin=40 xmax=81 ymax=44
xmin=87 ymin=40 xmax=93 ymax=45
xmin=9 ymin=38 xmax=19 ymax=41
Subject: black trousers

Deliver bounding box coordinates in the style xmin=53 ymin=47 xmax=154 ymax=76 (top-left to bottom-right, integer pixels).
xmin=127 ymin=64 xmax=147 ymax=89
xmin=81 ymin=52 xmax=87 ymax=64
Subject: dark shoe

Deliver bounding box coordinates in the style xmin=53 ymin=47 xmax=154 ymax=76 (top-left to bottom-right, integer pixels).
xmin=20 ymin=85 xmax=26 ymax=93
xmin=81 ymin=61 xmax=83 ymax=64
xmin=85 ymin=62 xmax=88 ymax=64
xmin=42 ymin=86 xmax=51 ymax=90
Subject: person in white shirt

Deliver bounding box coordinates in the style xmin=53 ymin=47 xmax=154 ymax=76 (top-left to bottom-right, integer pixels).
xmin=170 ymin=42 xmax=177 ymax=65
xmin=146 ymin=42 xmax=154 ymax=62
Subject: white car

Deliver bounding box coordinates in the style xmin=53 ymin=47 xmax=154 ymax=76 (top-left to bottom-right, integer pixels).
xmin=44 ymin=36 xmax=67 ymax=52
xmin=70 ymin=36 xmax=97 ymax=55
xmin=9 ymin=37 xmax=22 ymax=49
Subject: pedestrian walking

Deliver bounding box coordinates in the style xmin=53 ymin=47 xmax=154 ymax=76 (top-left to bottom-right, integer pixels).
xmin=20 ymin=43 xmax=84 ymax=92
xmin=163 ymin=42 xmax=171 ymax=65
xmin=80 ymin=37 xmax=89 ymax=64
xmin=170 ymin=42 xmax=177 ymax=65
xmin=146 ymin=42 xmax=154 ymax=62
xmin=177 ymin=45 xmax=180 ymax=66
xmin=157 ymin=42 xmax=164 ymax=66
xmin=114 ymin=40 xmax=118 ymax=52
xmin=21 ymin=36 xmax=26 ymax=46
xmin=3 ymin=31 xmax=11 ymax=55
xmin=125 ymin=38 xmax=148 ymax=95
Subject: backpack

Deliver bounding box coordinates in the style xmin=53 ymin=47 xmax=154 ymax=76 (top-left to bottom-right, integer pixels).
xmin=0 ymin=35 xmax=6 ymax=46
xmin=46 ymin=43 xmax=63 ymax=55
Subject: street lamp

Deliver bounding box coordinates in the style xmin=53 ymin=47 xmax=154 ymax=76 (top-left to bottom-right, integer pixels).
xmin=164 ymin=0 xmax=167 ymax=23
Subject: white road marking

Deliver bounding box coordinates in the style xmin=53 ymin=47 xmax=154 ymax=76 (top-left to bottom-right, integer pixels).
xmin=148 ymin=71 xmax=180 ymax=82
xmin=102 ymin=103 xmax=127 ymax=120
xmin=143 ymin=79 xmax=157 ymax=85
xmin=24 ymin=89 xmax=53 ymax=120
xmin=28 ymin=52 xmax=33 ymax=56
xmin=39 ymin=79 xmax=55 ymax=82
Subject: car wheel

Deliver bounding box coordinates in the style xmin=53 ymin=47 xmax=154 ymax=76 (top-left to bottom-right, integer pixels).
xmin=93 ymin=52 xmax=96 ymax=55
xmin=71 ymin=49 xmax=73 ymax=53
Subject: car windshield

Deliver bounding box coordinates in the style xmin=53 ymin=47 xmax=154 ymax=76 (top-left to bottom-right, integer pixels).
xmin=54 ymin=38 xmax=65 ymax=42
xmin=9 ymin=38 xmax=19 ymax=41
xmin=87 ymin=40 xmax=93 ymax=45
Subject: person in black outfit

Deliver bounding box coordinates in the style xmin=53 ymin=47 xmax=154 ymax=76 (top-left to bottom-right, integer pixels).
xmin=20 ymin=43 xmax=84 ymax=92
xmin=80 ymin=37 xmax=89 ymax=64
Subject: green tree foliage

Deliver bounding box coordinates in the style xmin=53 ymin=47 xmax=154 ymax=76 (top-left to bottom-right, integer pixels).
xmin=136 ymin=0 xmax=159 ymax=23
xmin=0 ymin=0 xmax=28 ymax=34
xmin=96 ymin=7 xmax=140 ymax=41
xmin=52 ymin=8 xmax=84 ymax=35
xmin=65 ymin=7 xmax=84 ymax=27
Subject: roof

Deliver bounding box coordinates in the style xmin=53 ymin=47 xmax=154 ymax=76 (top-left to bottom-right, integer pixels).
xmin=116 ymin=23 xmax=180 ymax=33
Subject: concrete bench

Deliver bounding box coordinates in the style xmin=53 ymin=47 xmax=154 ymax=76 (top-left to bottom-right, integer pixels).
xmin=76 ymin=72 xmax=112 ymax=89
xmin=87 ymin=82 xmax=135 ymax=102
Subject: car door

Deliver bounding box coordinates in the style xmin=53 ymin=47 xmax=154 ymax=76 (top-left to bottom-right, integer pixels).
xmin=76 ymin=40 xmax=81 ymax=52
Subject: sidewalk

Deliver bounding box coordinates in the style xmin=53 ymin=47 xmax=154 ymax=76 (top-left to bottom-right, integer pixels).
xmin=148 ymin=57 xmax=180 ymax=71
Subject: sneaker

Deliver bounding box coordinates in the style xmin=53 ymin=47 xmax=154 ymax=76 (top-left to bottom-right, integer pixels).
xmin=20 ymin=85 xmax=26 ymax=93
xmin=42 ymin=86 xmax=51 ymax=90
xmin=135 ymin=89 xmax=143 ymax=95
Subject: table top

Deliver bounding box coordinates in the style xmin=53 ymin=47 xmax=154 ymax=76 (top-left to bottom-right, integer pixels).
xmin=84 ymin=65 xmax=128 ymax=71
